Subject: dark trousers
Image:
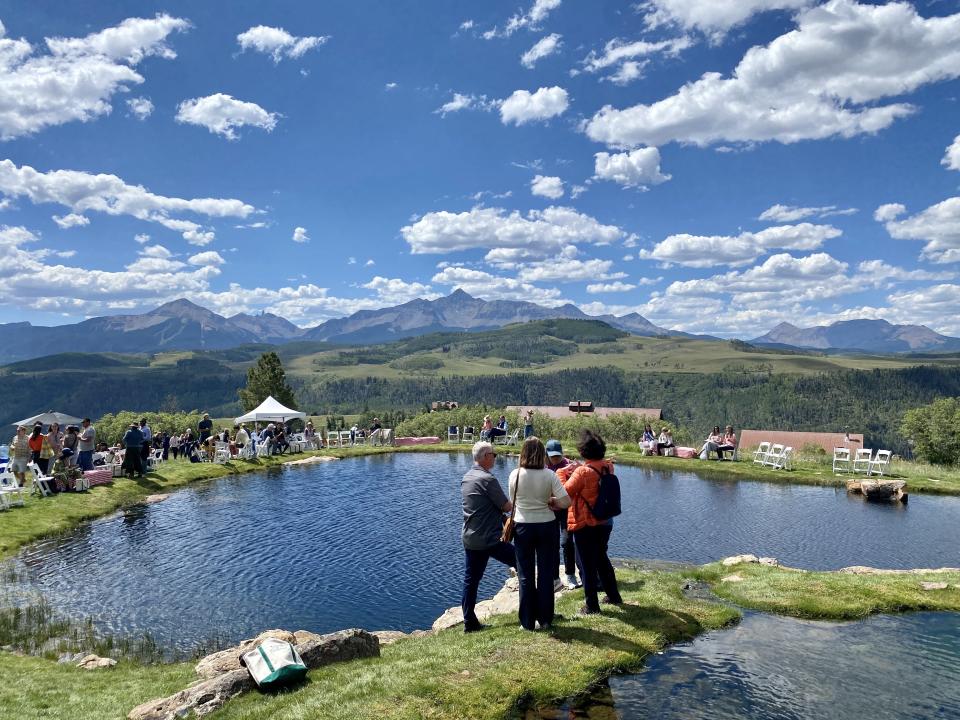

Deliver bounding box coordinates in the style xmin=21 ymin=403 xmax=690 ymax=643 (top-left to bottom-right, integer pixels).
xmin=572 ymin=524 xmax=622 ymax=612
xmin=122 ymin=448 xmax=143 ymax=477
xmin=141 ymin=441 xmax=151 ymax=462
xmin=78 ymin=450 xmax=93 ymax=471
xmin=514 ymin=521 xmax=559 ymax=630
xmin=462 ymin=542 xmax=516 ymax=629
xmin=555 ymin=511 xmax=576 ymax=578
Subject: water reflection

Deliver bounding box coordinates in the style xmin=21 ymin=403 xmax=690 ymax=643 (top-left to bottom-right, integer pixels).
xmin=6 ymin=454 xmax=960 ymax=653
xmin=530 ymin=612 xmax=960 ymax=719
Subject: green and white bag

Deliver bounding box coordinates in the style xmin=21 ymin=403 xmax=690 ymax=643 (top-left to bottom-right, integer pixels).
xmin=240 ymin=639 xmax=308 ymax=688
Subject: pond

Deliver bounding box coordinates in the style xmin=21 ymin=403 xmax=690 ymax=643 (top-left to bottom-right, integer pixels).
xmin=530 ymin=611 xmax=960 ymax=720
xmin=7 ymin=453 xmax=960 ymax=654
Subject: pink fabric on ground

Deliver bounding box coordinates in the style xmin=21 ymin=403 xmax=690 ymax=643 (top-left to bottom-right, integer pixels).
xmin=674 ymin=447 xmax=697 ymax=459
xmin=394 ymin=437 xmax=441 ymax=446
xmin=84 ymin=468 xmax=113 ymax=486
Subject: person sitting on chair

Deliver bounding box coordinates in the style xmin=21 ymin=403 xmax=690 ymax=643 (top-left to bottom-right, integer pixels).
xmin=716 ymin=426 xmax=737 ymax=460
xmin=639 ymin=424 xmax=657 ymax=455
xmin=657 ymin=427 xmax=675 ymax=455
xmin=699 ymin=426 xmax=724 ymax=460
xmin=489 ymin=415 xmax=507 ymax=440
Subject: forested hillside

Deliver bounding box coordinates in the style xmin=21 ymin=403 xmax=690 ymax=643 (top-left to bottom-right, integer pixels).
xmin=295 ymin=365 xmax=960 ymax=453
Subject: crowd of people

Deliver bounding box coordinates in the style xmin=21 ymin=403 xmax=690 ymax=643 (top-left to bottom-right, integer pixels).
xmin=460 ymin=429 xmax=622 ymax=633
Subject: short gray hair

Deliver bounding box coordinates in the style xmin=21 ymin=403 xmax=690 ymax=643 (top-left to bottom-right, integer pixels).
xmin=472 ymin=441 xmax=494 ymax=461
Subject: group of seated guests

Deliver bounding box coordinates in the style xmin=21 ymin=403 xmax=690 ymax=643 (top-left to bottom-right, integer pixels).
xmin=639 ymin=425 xmax=675 ymax=455
xmin=480 ymin=415 xmax=507 ymax=441
xmin=639 ymin=424 xmax=738 ymax=460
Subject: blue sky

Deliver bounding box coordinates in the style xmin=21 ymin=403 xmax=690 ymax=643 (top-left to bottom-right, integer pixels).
xmin=0 ymin=0 xmax=959 ymax=336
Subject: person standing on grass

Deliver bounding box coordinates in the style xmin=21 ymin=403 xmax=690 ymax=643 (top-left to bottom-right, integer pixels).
xmin=78 ymin=418 xmax=96 ymax=471
xmin=10 ymin=426 xmax=31 ymax=487
xmin=62 ymin=425 xmax=79 ymax=467
xmin=523 ymin=409 xmax=535 ymax=439
xmin=140 ymin=418 xmax=152 ymax=466
xmin=122 ymin=423 xmax=145 ymax=478
xmin=198 ymin=413 xmax=213 ymax=444
xmin=460 ymin=441 xmax=515 ymax=633
xmin=547 ymin=440 xmax=581 ymax=590
xmin=509 ymin=437 xmax=570 ymax=631
xmin=561 ymin=429 xmax=623 ymax=616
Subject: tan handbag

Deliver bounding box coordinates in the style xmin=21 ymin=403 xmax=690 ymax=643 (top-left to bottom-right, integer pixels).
xmin=500 ymin=469 xmax=519 ymax=543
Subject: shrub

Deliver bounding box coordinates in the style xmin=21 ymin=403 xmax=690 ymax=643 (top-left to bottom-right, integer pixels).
xmin=93 ymin=410 xmax=204 ymax=445
xmin=901 ymin=397 xmax=960 ymax=465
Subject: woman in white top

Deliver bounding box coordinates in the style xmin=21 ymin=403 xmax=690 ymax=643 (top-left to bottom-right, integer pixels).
xmin=508 ymin=437 xmax=571 ymax=631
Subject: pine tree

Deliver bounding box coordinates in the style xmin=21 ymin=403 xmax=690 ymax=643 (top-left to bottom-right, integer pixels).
xmin=239 ymin=351 xmax=297 ymax=411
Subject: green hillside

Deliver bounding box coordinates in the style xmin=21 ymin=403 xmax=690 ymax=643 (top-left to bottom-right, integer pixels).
xmin=4 ymin=319 xmax=960 ymax=451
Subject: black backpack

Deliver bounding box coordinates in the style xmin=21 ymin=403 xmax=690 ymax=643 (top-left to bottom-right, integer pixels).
xmin=585 ymin=465 xmax=621 ymax=521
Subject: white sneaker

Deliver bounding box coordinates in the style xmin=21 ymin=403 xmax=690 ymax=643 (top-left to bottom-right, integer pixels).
xmin=564 ymin=574 xmax=581 ymax=590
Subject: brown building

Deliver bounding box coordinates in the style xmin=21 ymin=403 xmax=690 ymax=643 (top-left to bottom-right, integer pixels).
xmin=738 ymin=429 xmax=864 ymax=454
xmin=506 ymin=405 xmax=663 ymax=420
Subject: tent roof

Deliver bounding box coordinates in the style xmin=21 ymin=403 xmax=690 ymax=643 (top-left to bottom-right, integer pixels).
xmin=12 ymin=410 xmax=82 ymax=427
xmin=234 ymin=396 xmax=305 ymax=424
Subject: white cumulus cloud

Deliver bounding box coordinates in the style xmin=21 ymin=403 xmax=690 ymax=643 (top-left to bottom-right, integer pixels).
xmin=0 ymin=14 xmax=188 ymax=140
xmin=586 ymin=281 xmax=637 ymax=293
xmin=0 ymin=160 xmax=255 ymax=246
xmin=639 ymin=0 xmax=812 ymax=39
xmin=485 ymin=0 xmax=562 ymax=39
xmin=176 ymin=93 xmax=279 ymax=140
xmin=876 ymin=197 xmax=960 ymax=264
xmin=530 ymin=175 xmax=564 ymax=199
xmin=126 ymin=96 xmax=154 ymax=120
xmin=236 ymin=25 xmax=329 ymax=62
xmin=944 ymin=134 xmax=960 ymax=172
xmin=402 ymin=205 xmax=624 ymax=256
xmin=641 ymin=223 xmax=842 ymax=267
xmin=579 ymin=37 xmax=691 ymax=84
xmin=759 ymin=204 xmax=858 ymax=222
xmin=187 ymin=250 xmax=225 ymax=267
xmin=292 ymin=226 xmax=309 ymax=243
xmin=586 ymin=1 xmax=960 ymax=148
xmin=500 ymin=86 xmax=568 ymax=125
xmin=432 ymin=266 xmax=564 ymax=305
xmin=362 ymin=276 xmax=438 ymax=303
xmin=594 ymin=148 xmax=671 ymax=189
xmin=52 ymin=213 xmax=90 ymax=229
xmin=521 ymin=34 xmax=562 ymax=68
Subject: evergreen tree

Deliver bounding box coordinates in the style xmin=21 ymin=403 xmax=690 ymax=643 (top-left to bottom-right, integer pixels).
xmin=239 ymin=352 xmax=297 ymax=411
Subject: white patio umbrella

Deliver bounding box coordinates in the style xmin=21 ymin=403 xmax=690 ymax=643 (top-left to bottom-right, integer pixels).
xmin=11 ymin=410 xmax=83 ymax=427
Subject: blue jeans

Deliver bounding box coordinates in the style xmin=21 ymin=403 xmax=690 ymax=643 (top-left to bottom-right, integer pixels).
xmin=462 ymin=542 xmax=516 ymax=629
xmin=78 ymin=450 xmax=93 ymax=471
xmin=514 ymin=521 xmax=559 ymax=630
xmin=555 ymin=511 xmax=576 ymax=577
xmin=572 ymin=524 xmax=621 ymax=611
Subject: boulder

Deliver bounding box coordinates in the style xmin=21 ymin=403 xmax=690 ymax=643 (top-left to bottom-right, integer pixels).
xmin=920 ymin=581 xmax=948 ymax=591
xmin=722 ymin=554 xmax=758 ymax=567
xmin=759 ymin=557 xmax=779 ymax=566
xmin=128 ymin=668 xmax=253 ymax=720
xmin=143 ymin=494 xmax=170 ymax=504
xmin=371 ymin=630 xmax=408 ymax=645
xmin=296 ymin=629 xmax=379 ymax=669
xmin=76 ymin=654 xmax=117 ymax=670
xmin=195 ymin=629 xmax=296 ymax=678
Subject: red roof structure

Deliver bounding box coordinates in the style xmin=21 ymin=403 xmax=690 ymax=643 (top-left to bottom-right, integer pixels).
xmin=506 ymin=405 xmax=662 ymax=420
xmin=739 ymin=429 xmax=864 ymax=453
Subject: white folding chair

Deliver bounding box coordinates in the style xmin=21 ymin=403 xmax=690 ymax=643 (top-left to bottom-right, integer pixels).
xmin=832 ymin=447 xmax=851 ymax=473
xmin=339 ymin=430 xmax=352 ymax=447
xmin=752 ymin=442 xmax=770 ymax=464
xmin=772 ymin=446 xmax=793 ymax=470
xmin=461 ymin=427 xmax=474 ymax=444
xmin=852 ymin=448 xmax=872 ymax=474
xmin=868 ymin=449 xmax=891 ymax=476
xmin=213 ymin=442 xmax=231 ymax=464
xmin=27 ymin=462 xmax=55 ymax=497
xmin=448 ymin=426 xmax=460 ymax=444
xmin=762 ymin=444 xmax=784 ymax=467
xmin=256 ymin=441 xmax=271 ymax=458
xmin=326 ymin=431 xmax=340 ymax=448
xmin=0 ymin=468 xmax=25 ymax=508
xmin=238 ymin=443 xmax=255 ymax=460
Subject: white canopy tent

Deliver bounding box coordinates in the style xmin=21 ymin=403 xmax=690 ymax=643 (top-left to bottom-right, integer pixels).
xmin=12 ymin=410 xmax=82 ymax=427
xmin=234 ymin=396 xmax=305 ymax=425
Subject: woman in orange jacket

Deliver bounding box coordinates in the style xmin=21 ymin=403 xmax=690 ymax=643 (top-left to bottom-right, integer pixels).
xmin=558 ymin=429 xmax=623 ymax=615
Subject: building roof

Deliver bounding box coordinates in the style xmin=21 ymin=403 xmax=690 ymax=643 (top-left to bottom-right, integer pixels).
xmin=739 ymin=430 xmax=865 ymax=454
xmin=506 ymin=405 xmax=662 ymax=420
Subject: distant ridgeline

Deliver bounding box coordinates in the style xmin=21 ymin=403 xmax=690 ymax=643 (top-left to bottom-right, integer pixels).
xmin=3 ymin=349 xmax=960 ymax=454
xmin=295 ymin=365 xmax=960 ymax=454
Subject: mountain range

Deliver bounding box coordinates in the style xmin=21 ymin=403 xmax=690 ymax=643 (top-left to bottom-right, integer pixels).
xmin=0 ymin=292 xmax=684 ymax=364
xmin=750 ymin=319 xmax=960 ymax=353
xmin=1 ymin=293 xmax=958 ymax=365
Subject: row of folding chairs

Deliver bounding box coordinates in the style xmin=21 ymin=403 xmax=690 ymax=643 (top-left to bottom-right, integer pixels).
xmin=326 ymin=429 xmax=392 ymax=448
xmin=752 ymin=442 xmax=793 ymax=470
xmin=833 ymin=447 xmax=891 ymax=476
xmin=447 ymin=426 xmax=475 ymax=444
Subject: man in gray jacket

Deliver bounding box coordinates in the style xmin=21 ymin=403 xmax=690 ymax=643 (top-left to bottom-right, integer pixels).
xmin=461 ymin=441 xmax=515 ymax=633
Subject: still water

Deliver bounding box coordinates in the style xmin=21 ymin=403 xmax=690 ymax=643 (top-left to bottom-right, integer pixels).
xmin=7 ymin=453 xmax=960 ymax=653
xmin=533 ymin=612 xmax=960 ymax=720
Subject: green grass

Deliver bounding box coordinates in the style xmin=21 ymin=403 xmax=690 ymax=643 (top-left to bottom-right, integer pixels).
xmin=696 ymin=562 xmax=960 ymax=619
xmin=2 ymin=563 xmax=958 ymax=720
